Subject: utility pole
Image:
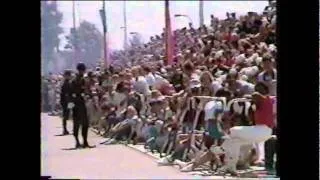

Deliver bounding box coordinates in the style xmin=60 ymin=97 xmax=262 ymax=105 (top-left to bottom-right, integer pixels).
xmin=199 ymin=0 xmax=204 ymax=26
xmin=100 ymin=1 xmax=108 ymax=68
xmin=72 ymin=0 xmax=77 ymax=67
xmin=123 ymin=1 xmax=128 ymax=50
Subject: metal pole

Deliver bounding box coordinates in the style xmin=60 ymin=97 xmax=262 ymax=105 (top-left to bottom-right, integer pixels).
xmin=72 ymin=0 xmax=77 ymax=67
xmin=123 ymin=1 xmax=128 ymax=50
xmin=102 ymin=0 xmax=108 ymax=69
xmin=199 ymin=0 xmax=204 ymax=26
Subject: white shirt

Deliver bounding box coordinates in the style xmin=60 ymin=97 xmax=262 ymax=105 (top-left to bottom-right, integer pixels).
xmin=211 ymin=81 xmax=223 ymax=95
xmin=238 ymin=80 xmax=255 ymax=95
xmin=133 ymin=76 xmax=151 ymax=96
xmin=257 ymin=69 xmax=277 ymax=96
xmin=145 ymin=73 xmax=156 ymax=87
xmin=204 ymin=101 xmax=224 ymax=121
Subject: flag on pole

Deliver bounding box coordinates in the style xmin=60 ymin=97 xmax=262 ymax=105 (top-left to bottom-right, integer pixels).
xmin=165 ymin=0 xmax=174 ymax=65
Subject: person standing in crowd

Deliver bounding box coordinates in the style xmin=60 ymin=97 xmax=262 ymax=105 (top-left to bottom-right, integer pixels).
xmin=59 ymin=69 xmax=73 ymax=135
xmin=70 ymin=63 xmax=95 ymax=149
xmin=48 ymin=75 xmax=57 ymax=115
xmin=41 ymin=76 xmax=49 ymax=112
xmin=257 ymin=54 xmax=277 ymax=96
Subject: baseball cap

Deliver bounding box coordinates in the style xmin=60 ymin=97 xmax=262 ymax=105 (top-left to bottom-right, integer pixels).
xmin=189 ymin=78 xmax=201 ymax=89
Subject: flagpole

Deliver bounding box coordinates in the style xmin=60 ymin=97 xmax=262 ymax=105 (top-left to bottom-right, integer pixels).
xmin=199 ymin=0 xmax=204 ymax=26
xmin=102 ymin=0 xmax=108 ymax=69
xmin=165 ymin=0 xmax=173 ymax=65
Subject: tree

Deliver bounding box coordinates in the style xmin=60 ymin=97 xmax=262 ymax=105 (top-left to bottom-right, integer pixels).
xmin=41 ymin=1 xmax=63 ymax=74
xmin=129 ymin=33 xmax=144 ymax=48
xmin=64 ymin=21 xmax=103 ymax=66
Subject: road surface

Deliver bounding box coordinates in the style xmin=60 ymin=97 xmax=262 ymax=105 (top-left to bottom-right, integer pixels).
xmin=41 ymin=113 xmax=196 ymax=179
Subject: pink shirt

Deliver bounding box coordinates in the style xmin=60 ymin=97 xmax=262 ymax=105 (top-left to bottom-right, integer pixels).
xmin=254 ymin=96 xmax=275 ymax=129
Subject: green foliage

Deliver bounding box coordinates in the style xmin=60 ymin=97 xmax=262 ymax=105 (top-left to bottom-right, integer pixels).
xmin=129 ymin=33 xmax=144 ymax=48
xmin=65 ymin=21 xmax=103 ymax=66
xmin=41 ymin=1 xmax=64 ymax=73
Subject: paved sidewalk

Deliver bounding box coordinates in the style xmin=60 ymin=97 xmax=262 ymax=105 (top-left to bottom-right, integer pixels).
xmin=41 ymin=113 xmax=279 ymax=179
xmin=41 ymin=113 xmax=194 ymax=179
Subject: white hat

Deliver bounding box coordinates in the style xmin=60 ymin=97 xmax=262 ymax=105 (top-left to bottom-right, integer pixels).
xmin=255 ymin=57 xmax=263 ymax=65
xmin=229 ymin=68 xmax=238 ymax=76
xmin=215 ymin=70 xmax=224 ymax=77
xmin=189 ymin=78 xmax=201 ymax=89
xmin=240 ymin=74 xmax=248 ymax=81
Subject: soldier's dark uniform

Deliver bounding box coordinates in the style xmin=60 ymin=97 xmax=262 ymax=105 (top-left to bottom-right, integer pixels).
xmin=60 ymin=70 xmax=72 ymax=135
xmin=70 ymin=63 xmax=94 ymax=148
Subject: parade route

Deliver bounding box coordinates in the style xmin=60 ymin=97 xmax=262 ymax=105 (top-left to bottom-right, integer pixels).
xmin=41 ymin=113 xmax=196 ymax=179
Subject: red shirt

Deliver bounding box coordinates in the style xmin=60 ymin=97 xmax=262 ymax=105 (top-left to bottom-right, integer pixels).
xmin=223 ymin=32 xmax=231 ymax=41
xmin=254 ymin=96 xmax=275 ymax=129
xmin=224 ymin=58 xmax=235 ymax=67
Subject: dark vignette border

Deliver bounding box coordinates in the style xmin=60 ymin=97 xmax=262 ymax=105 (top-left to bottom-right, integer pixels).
xmin=278 ymin=0 xmax=319 ymax=179
xmin=3 ymin=0 xmax=40 ymax=179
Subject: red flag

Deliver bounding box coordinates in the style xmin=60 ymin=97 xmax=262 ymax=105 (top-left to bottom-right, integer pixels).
xmin=165 ymin=0 xmax=174 ymax=65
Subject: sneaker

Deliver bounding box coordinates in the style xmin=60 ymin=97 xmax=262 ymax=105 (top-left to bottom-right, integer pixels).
xmin=218 ymin=165 xmax=238 ymax=176
xmin=174 ymin=159 xmax=188 ymax=168
xmin=104 ymin=138 xmax=117 ymax=145
xmin=180 ymin=164 xmax=194 ymax=172
xmin=99 ymin=138 xmax=111 ymax=144
xmin=157 ymin=157 xmax=173 ymax=166
xmin=210 ymin=145 xmax=225 ymax=155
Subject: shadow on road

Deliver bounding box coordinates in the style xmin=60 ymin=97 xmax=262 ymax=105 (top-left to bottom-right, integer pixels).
xmin=62 ymin=145 xmax=97 ymax=151
xmin=54 ymin=134 xmax=72 ymax=137
xmin=61 ymin=147 xmax=81 ymax=151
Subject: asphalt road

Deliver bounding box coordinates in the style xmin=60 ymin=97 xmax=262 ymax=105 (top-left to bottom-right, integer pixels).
xmin=41 ymin=113 xmax=196 ymax=179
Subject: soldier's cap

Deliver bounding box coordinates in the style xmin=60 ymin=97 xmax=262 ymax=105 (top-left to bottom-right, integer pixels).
xmin=64 ymin=69 xmax=72 ymax=76
xmin=76 ymin=62 xmax=86 ymax=71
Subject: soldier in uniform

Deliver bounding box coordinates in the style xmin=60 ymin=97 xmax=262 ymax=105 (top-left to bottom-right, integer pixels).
xmin=60 ymin=69 xmax=73 ymax=135
xmin=70 ymin=63 xmax=95 ymax=148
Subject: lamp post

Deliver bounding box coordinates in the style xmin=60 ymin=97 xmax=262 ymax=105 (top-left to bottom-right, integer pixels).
xmin=174 ymin=14 xmax=193 ymax=25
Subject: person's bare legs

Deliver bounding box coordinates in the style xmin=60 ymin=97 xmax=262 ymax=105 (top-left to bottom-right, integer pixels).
xmin=179 ymin=151 xmax=215 ymax=172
